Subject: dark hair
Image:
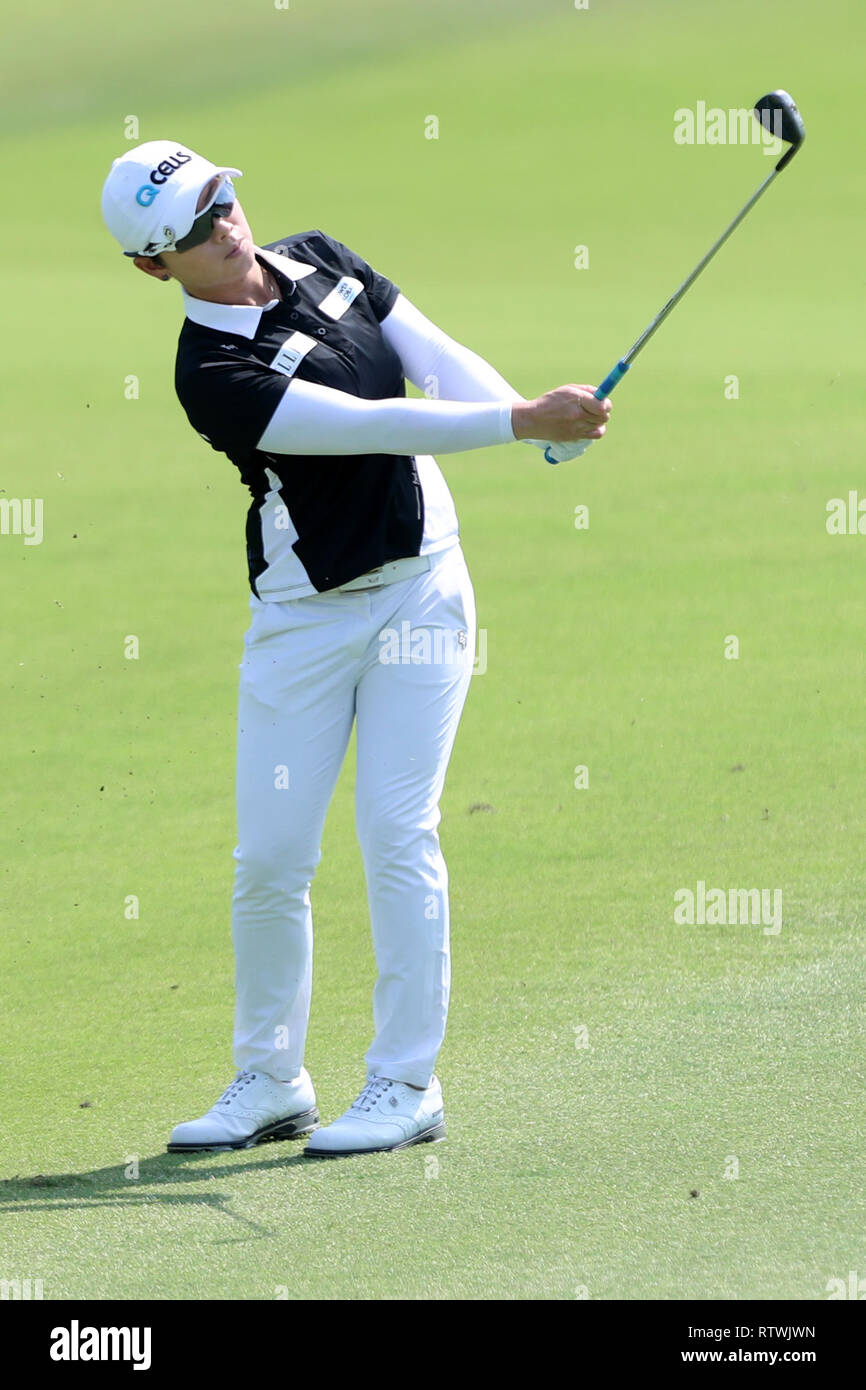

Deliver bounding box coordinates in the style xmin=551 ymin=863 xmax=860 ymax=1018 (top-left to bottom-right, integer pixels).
xmin=151 ymin=253 xmax=165 ymax=268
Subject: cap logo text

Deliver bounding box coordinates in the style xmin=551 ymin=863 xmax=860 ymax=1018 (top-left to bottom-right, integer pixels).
xmin=134 ymin=149 xmax=193 ymax=206
xmin=149 ymin=151 xmax=192 ymax=184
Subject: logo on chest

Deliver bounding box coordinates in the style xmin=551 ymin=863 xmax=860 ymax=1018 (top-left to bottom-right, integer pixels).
xmin=317 ymin=275 xmax=364 ymax=320
xmin=269 ymin=332 xmax=319 ymax=378
xmin=267 ymin=276 xmax=364 ymax=377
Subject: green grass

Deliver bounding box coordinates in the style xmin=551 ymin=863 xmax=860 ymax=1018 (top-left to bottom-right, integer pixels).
xmin=1 ymin=0 xmax=865 ymax=1300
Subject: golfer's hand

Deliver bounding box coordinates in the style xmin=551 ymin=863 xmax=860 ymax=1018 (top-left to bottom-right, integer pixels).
xmin=511 ymin=385 xmax=612 ymax=443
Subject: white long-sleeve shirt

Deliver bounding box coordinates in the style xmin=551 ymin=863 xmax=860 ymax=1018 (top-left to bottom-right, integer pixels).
xmin=176 ymin=230 xmax=539 ymax=598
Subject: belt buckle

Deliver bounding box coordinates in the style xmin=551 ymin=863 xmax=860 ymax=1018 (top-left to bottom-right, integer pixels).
xmin=337 ymin=565 xmax=384 ymax=593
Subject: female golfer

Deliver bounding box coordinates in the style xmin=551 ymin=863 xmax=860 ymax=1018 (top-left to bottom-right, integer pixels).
xmin=101 ymin=140 xmax=611 ymax=1158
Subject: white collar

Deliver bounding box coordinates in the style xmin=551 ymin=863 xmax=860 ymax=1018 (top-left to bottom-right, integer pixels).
xmin=181 ymin=245 xmax=318 ymax=339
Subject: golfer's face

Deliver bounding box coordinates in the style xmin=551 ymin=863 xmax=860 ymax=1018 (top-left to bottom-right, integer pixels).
xmin=160 ymin=175 xmax=255 ymax=282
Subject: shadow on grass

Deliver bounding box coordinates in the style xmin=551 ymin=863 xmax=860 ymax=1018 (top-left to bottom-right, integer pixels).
xmin=0 ymin=1146 xmax=317 ymax=1241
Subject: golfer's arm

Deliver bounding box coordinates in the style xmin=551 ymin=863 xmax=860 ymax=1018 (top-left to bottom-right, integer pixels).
xmin=257 ymin=377 xmax=516 ymax=456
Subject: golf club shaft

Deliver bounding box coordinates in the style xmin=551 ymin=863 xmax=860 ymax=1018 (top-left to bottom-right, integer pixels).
xmin=623 ymin=166 xmax=779 ymax=364
xmin=546 ymin=166 xmax=780 ymax=464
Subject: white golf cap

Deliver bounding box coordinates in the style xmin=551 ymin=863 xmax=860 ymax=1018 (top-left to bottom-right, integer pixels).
xmin=101 ymin=140 xmax=243 ymax=256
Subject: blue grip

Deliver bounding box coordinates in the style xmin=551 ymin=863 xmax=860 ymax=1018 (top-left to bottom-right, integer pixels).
xmin=595 ymin=358 xmax=630 ymax=398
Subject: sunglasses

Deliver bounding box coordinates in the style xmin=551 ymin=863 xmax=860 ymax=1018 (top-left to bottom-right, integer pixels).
xmin=173 ymin=175 xmax=236 ymax=253
xmin=126 ymin=175 xmax=236 ymax=258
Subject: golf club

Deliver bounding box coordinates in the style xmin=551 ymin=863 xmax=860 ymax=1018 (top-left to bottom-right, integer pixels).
xmin=545 ymin=90 xmax=806 ymax=464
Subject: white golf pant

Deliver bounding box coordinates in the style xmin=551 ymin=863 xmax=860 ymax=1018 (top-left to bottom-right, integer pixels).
xmin=231 ymin=542 xmax=475 ymax=1089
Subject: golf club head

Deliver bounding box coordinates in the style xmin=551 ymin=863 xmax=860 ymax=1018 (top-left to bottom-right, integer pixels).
xmin=753 ymin=90 xmax=806 ymax=171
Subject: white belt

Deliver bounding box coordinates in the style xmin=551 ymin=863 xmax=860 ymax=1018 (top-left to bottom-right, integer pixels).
xmin=335 ymin=554 xmax=432 ymax=593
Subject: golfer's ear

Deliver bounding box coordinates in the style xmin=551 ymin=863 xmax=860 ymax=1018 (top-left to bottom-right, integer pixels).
xmin=133 ymin=256 xmax=169 ymax=280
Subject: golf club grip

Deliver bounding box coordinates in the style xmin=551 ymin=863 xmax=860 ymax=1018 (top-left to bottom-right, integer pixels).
xmin=544 ymin=359 xmax=630 ymax=464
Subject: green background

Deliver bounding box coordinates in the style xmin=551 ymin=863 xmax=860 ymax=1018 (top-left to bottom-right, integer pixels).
xmin=1 ymin=0 xmax=864 ymax=1300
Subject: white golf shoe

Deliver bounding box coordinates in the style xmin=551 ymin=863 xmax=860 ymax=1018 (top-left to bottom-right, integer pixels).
xmin=304 ymin=1074 xmax=445 ymax=1158
xmin=167 ymin=1067 xmax=319 ymax=1152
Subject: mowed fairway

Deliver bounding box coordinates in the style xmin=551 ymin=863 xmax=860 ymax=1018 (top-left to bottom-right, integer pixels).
xmin=1 ymin=0 xmax=865 ymax=1300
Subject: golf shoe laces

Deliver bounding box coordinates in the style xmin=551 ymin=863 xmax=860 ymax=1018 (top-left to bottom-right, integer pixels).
xmin=219 ymin=1070 xmax=257 ymax=1106
xmin=350 ymin=1077 xmax=395 ymax=1112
